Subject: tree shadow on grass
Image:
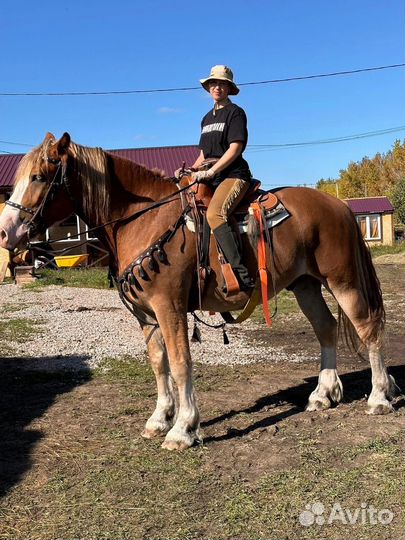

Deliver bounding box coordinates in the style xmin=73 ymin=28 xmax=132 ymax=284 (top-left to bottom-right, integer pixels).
xmin=201 ymin=365 xmax=405 ymax=444
xmin=0 ymin=355 xmax=92 ymax=497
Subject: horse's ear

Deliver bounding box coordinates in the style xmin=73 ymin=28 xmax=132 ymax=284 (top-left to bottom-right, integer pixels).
xmin=57 ymin=132 xmax=71 ymax=155
xmin=43 ymin=132 xmax=56 ymax=143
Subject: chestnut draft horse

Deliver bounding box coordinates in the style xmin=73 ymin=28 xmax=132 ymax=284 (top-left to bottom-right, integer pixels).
xmin=0 ymin=133 xmax=398 ymax=451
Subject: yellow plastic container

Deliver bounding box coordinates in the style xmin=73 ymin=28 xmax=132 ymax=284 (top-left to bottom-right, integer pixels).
xmin=54 ymin=254 xmax=89 ymax=268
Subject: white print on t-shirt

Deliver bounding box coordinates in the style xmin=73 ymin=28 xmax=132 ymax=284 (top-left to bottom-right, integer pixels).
xmin=201 ymin=122 xmax=225 ymax=134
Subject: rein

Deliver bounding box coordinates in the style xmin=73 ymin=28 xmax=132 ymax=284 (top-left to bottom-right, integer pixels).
xmin=6 ymin=155 xmax=199 ymax=248
xmin=62 ymin=178 xmax=198 ymax=241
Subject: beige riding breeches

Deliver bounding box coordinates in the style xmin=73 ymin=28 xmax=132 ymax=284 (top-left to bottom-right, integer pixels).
xmin=206 ymin=178 xmax=250 ymax=231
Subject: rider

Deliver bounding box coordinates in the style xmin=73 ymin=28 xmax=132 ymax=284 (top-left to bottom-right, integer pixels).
xmin=186 ymin=65 xmax=254 ymax=291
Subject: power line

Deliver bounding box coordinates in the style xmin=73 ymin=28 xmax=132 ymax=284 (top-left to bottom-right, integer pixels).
xmin=0 ymin=125 xmax=403 ymax=155
xmin=245 ymin=126 xmax=405 ymax=152
xmin=0 ymin=139 xmax=33 ymax=147
xmin=0 ymin=63 xmax=403 ymax=97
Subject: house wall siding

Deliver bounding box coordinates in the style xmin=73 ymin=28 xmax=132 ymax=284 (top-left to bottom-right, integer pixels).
xmin=382 ymin=213 xmax=394 ymax=246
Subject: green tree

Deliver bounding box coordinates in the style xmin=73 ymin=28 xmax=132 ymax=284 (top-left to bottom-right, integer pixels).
xmin=338 ymin=162 xmax=364 ymax=198
xmin=316 ymin=139 xmax=405 ymax=200
xmin=315 ymin=178 xmax=338 ymax=197
xmin=383 ymin=140 xmax=405 ymax=197
xmin=391 ymin=175 xmax=405 ymax=225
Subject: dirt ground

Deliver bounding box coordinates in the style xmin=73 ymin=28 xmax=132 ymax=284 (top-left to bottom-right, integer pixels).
xmin=0 ymin=262 xmax=404 ymax=540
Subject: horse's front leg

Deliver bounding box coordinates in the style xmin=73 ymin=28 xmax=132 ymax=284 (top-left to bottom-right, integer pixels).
xmin=140 ymin=323 xmax=176 ymax=438
xmin=153 ymin=304 xmax=200 ymax=451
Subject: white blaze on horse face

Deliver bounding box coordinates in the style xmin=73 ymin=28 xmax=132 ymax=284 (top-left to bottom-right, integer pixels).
xmin=0 ymin=176 xmax=30 ymax=250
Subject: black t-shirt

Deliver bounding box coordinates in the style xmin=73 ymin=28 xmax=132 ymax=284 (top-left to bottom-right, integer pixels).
xmin=199 ymin=102 xmax=252 ymax=182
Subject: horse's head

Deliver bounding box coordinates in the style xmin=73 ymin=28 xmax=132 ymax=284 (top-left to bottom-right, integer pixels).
xmin=0 ymin=132 xmax=76 ymax=250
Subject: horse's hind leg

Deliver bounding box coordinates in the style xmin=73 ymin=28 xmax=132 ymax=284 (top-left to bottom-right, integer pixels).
xmin=140 ymin=323 xmax=176 ymax=438
xmin=291 ymin=276 xmax=343 ymax=411
xmin=329 ymin=284 xmax=398 ymax=414
xmin=367 ymin=342 xmax=398 ymax=414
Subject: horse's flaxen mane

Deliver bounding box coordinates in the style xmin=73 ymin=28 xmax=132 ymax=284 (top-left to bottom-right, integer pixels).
xmin=71 ymin=144 xmax=178 ymax=223
xmin=15 ymin=139 xmax=111 ymax=225
xmin=69 ymin=142 xmax=110 ymax=224
xmin=16 ymin=138 xmax=176 ymax=225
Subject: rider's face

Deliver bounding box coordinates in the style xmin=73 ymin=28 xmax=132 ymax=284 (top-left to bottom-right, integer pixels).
xmin=208 ymin=80 xmax=230 ymax=102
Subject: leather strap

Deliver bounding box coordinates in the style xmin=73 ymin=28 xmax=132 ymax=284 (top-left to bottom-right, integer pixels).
xmin=251 ymin=202 xmax=272 ymax=328
xmin=220 ymin=262 xmax=240 ymax=296
xmin=220 ymin=282 xmax=260 ymax=324
xmin=5 ymin=200 xmax=36 ymax=215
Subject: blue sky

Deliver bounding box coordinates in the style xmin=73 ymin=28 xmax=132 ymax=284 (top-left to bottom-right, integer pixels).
xmin=1 ymin=0 xmax=404 ymax=188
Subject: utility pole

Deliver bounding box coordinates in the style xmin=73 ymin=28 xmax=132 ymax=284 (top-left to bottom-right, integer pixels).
xmin=335 ymin=182 xmax=339 ymax=198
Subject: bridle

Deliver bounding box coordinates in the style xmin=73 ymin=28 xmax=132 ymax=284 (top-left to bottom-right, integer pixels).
xmin=5 ymin=157 xmax=72 ymax=239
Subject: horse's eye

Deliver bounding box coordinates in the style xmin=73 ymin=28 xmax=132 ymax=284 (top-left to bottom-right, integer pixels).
xmin=32 ymin=174 xmax=45 ymax=183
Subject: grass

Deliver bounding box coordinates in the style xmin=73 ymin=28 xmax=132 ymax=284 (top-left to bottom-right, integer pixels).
xmin=94 ymin=355 xmax=152 ymax=383
xmin=0 ymin=317 xmax=43 ymax=341
xmin=204 ymin=432 xmax=405 ymax=540
xmin=1 ymin=303 xmax=30 ymax=313
xmin=369 ymin=241 xmax=405 ymax=258
xmin=0 ymin=317 xmax=44 ymax=354
xmin=23 ymin=267 xmax=111 ymax=290
xmin=0 ymin=398 xmax=402 ymax=540
xmin=0 ymin=351 xmax=403 ymax=539
xmin=249 ymin=288 xmax=300 ymax=323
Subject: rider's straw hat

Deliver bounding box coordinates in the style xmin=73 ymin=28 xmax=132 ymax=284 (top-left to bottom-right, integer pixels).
xmin=200 ymin=65 xmax=240 ymax=95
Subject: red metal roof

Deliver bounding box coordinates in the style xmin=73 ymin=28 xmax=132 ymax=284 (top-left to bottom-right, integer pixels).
xmin=109 ymin=145 xmax=199 ymax=177
xmin=344 ymin=197 xmax=394 ymax=214
xmin=0 ymin=153 xmax=22 ymax=189
xmin=0 ymin=145 xmax=199 ymax=190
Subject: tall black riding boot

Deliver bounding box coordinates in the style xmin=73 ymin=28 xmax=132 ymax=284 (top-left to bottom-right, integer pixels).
xmin=213 ymin=222 xmax=254 ymax=290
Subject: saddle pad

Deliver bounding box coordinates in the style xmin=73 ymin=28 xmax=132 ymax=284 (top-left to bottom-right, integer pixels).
xmin=185 ymin=202 xmax=290 ymax=234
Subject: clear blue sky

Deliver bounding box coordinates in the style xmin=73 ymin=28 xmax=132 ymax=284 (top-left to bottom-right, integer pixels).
xmin=1 ymin=0 xmax=404 ymax=188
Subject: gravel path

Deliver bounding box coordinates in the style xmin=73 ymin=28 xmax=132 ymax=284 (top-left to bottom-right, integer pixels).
xmin=0 ymin=284 xmax=313 ymax=372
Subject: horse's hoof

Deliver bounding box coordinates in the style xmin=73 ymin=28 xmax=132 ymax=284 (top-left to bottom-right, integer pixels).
xmin=142 ymin=428 xmax=167 ymax=439
xmin=367 ymin=402 xmax=394 ymax=415
xmin=306 ymin=396 xmax=331 ymax=411
xmin=161 ymin=438 xmax=192 ymax=451
xmin=161 ymin=428 xmax=197 ymax=451
xmin=142 ymin=418 xmax=172 ymax=439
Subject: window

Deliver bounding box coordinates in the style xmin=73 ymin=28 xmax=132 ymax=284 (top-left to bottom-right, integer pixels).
xmin=356 ymin=214 xmax=381 ymax=240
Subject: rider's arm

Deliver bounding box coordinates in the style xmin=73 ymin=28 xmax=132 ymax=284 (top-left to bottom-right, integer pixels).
xmin=210 ymin=142 xmax=243 ymax=176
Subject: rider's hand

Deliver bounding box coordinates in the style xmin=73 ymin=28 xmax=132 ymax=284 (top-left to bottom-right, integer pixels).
xmin=174 ymin=167 xmax=184 ymax=179
xmin=191 ymin=169 xmax=215 ymax=182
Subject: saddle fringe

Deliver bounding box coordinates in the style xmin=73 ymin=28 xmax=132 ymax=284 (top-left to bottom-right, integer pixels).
xmin=246 ymin=212 xmax=259 ymax=252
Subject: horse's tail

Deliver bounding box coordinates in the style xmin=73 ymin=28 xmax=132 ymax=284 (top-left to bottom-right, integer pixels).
xmin=338 ymin=216 xmax=385 ymax=355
